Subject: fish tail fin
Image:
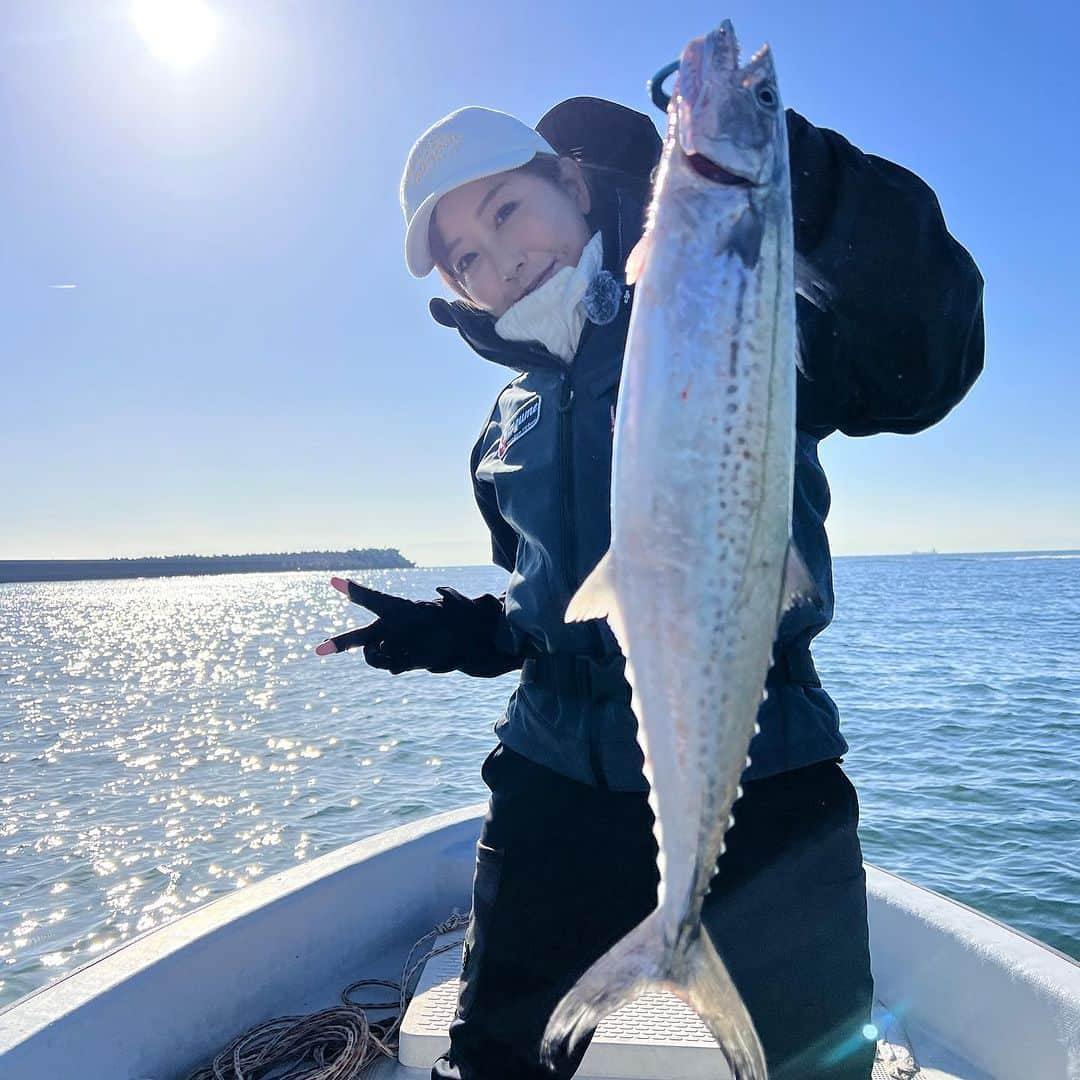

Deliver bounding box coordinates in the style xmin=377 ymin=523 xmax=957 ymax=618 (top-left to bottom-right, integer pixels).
xmin=541 ymin=914 xmax=767 ymax=1080
xmin=540 ymin=909 xmax=666 ymax=1070
xmin=684 ymin=926 xmax=768 ymax=1080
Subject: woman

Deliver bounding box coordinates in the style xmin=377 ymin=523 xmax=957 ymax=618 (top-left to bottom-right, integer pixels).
xmin=316 ymin=96 xmax=984 ymax=1079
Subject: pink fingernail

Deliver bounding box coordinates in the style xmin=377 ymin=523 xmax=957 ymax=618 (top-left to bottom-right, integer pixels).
xmin=315 ymin=641 xmax=336 ymax=656
xmin=331 ymin=577 xmax=348 ymax=594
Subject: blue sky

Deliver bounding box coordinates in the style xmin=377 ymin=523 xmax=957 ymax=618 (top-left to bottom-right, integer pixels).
xmin=2 ymin=0 xmax=1077 ymax=566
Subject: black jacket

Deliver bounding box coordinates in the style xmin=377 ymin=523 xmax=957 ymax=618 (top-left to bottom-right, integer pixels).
xmin=431 ymin=97 xmax=984 ymax=790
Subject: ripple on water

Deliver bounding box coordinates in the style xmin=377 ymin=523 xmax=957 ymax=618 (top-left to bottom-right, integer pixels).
xmin=1 ymin=557 xmax=1078 ymax=1006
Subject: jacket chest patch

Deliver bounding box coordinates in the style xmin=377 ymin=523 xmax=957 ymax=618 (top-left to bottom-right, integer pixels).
xmin=498 ymin=396 xmax=541 ymax=459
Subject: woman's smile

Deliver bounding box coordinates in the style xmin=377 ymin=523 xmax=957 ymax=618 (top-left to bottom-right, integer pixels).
xmin=524 ymin=260 xmax=557 ymax=297
xmin=429 ymin=162 xmax=592 ymax=315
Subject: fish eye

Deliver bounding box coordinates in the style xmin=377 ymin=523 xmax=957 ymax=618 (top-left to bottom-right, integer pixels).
xmin=755 ymin=84 xmax=778 ymax=110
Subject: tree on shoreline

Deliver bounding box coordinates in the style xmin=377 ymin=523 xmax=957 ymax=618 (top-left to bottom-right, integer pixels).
xmin=0 ymin=549 xmax=415 ymax=584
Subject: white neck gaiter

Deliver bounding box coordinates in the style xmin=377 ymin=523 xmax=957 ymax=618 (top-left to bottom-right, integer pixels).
xmin=493 ymin=231 xmax=604 ymax=363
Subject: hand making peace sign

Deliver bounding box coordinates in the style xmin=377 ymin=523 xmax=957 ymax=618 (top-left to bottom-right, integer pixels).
xmin=315 ymin=577 xmax=526 ymax=678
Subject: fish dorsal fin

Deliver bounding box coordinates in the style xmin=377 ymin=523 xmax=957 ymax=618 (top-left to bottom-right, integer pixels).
xmin=565 ymin=550 xmax=617 ymax=623
xmin=564 ymin=550 xmax=630 ymax=650
xmin=781 ymin=542 xmax=820 ymax=613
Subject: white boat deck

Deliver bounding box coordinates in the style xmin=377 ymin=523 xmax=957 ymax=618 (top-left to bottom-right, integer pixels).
xmin=0 ymin=805 xmax=1075 ymax=1080
xmin=382 ymin=928 xmax=987 ymax=1080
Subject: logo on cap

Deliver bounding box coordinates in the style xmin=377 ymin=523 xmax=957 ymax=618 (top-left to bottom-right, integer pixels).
xmin=408 ymin=131 xmax=464 ymax=192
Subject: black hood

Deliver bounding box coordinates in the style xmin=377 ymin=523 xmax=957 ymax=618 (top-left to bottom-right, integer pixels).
xmin=428 ymin=96 xmax=663 ymax=373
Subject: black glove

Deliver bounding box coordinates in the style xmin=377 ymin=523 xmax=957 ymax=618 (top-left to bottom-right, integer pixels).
xmin=315 ymin=577 xmax=525 ymax=678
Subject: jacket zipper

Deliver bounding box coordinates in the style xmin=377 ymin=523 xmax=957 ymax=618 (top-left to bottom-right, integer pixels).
xmin=557 ymin=314 xmax=600 ymax=607
xmin=557 ymin=373 xmax=577 ymax=601
xmin=559 ymin=371 xmax=594 ymax=694
xmin=559 ymin=368 xmax=608 ymax=785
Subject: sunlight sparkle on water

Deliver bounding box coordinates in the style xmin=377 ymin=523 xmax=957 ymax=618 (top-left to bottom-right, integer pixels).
xmin=2 ymin=562 xmax=1074 ymax=1011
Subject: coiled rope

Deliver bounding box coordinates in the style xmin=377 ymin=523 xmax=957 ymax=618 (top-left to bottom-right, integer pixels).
xmin=186 ymin=910 xmax=470 ymax=1080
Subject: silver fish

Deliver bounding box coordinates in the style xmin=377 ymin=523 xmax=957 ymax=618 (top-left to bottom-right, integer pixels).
xmin=542 ymin=19 xmax=819 ymax=1080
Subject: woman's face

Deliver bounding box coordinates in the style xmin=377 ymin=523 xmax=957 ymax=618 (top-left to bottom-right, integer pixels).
xmin=430 ymin=157 xmax=592 ymax=317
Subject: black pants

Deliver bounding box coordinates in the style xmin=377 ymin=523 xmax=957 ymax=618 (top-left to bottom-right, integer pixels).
xmin=432 ymin=746 xmax=875 ymax=1079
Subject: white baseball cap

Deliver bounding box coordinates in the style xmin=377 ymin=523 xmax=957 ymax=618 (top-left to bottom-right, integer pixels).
xmin=400 ymin=106 xmax=557 ymax=278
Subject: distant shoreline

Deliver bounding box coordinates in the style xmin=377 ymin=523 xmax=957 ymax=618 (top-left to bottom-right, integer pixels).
xmin=0 ymin=549 xmax=414 ymax=584
xmin=1 ymin=549 xmax=1076 ymax=585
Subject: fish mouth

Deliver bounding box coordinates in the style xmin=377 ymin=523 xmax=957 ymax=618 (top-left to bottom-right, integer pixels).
xmin=685 ymin=152 xmax=754 ymax=186
xmin=708 ymin=18 xmax=740 ymax=72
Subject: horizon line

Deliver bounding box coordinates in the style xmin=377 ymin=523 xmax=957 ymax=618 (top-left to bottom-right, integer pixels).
xmin=5 ymin=546 xmax=1077 ymax=566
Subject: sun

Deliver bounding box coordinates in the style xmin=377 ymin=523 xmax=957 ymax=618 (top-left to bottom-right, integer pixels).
xmin=133 ymin=0 xmax=218 ymax=68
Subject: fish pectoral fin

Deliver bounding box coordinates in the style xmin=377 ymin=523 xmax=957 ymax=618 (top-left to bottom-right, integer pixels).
xmin=794 ymin=252 xmax=832 ymax=310
xmin=781 ymin=541 xmax=821 ymax=612
xmin=795 ymin=322 xmax=811 ymax=381
xmin=564 ymin=550 xmax=618 ymax=623
xmin=794 ymin=254 xmax=832 ymax=382
xmin=624 ymin=233 xmax=651 ymax=285
xmin=725 ymin=206 xmax=763 ymax=269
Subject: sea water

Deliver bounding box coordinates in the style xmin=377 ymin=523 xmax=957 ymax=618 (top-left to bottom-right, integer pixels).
xmin=0 ymin=553 xmax=1077 ymax=1007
